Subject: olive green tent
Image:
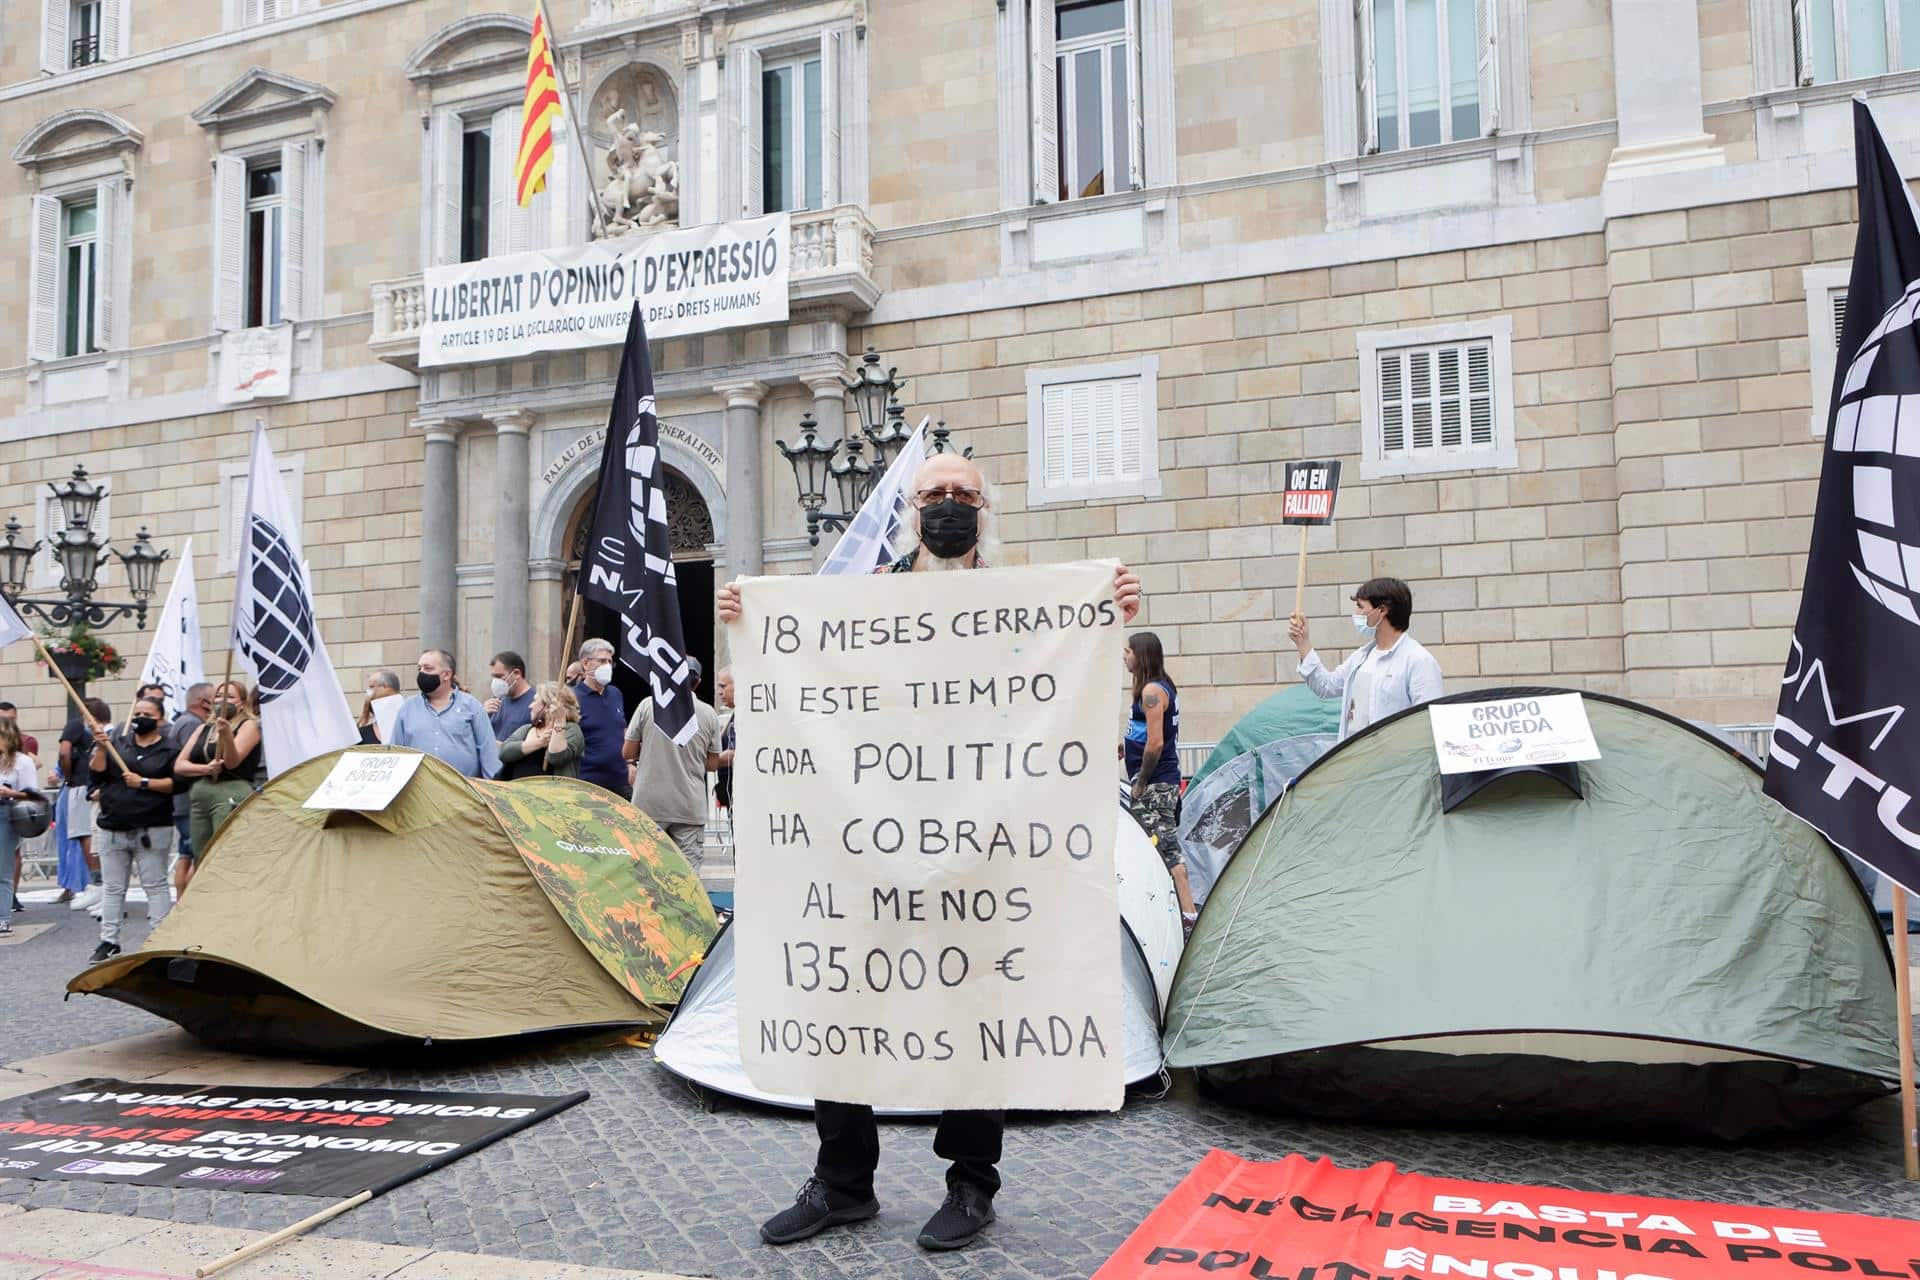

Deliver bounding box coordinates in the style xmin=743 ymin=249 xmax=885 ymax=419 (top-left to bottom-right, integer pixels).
xmin=70 ymin=748 xmax=719 ymax=1056
xmin=1164 ymin=689 xmax=1899 ymax=1139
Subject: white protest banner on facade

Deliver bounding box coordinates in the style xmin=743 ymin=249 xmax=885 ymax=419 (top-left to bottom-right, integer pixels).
xmin=419 ymin=214 xmax=790 ymax=367
xmin=1429 ymin=693 xmax=1602 ymax=775
xmin=730 ymin=562 xmax=1126 ymax=1112
xmin=302 ymin=750 xmax=427 ymax=811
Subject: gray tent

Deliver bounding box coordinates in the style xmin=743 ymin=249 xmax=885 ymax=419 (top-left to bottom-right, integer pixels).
xmin=1163 ymin=688 xmax=1899 ymax=1139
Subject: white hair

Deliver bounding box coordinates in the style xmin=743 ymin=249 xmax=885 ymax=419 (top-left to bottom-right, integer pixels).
xmin=578 ymin=637 xmax=615 ymax=662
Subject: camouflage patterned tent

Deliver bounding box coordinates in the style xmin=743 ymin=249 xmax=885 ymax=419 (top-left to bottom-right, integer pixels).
xmin=69 ymin=747 xmax=718 ymax=1055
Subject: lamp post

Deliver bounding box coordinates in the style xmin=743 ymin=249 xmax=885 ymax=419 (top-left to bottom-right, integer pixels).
xmin=0 ymin=464 xmax=168 ymax=697
xmin=779 ymin=347 xmax=925 ymax=547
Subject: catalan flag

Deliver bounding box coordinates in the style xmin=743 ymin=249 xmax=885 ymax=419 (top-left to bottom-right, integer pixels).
xmin=515 ymin=2 xmax=561 ymax=208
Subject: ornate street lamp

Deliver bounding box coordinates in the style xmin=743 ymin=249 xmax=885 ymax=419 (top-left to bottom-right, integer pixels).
xmin=779 ymin=347 xmax=967 ymax=546
xmin=842 ymin=347 xmax=903 ymax=445
xmin=863 ymin=396 xmax=915 ymax=474
xmin=0 ymin=465 xmax=169 ymax=634
xmin=775 ymin=411 xmax=842 ymax=547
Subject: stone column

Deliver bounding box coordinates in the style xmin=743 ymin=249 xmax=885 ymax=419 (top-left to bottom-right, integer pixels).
xmin=1604 ymin=0 xmax=1723 ymax=180
xmin=805 ymin=374 xmax=850 ymax=571
xmin=415 ymin=416 xmax=461 ymax=652
xmin=716 ymin=380 xmax=767 ymax=577
xmin=489 ymin=409 xmax=534 ymax=660
xmin=806 ymin=373 xmax=848 ymax=447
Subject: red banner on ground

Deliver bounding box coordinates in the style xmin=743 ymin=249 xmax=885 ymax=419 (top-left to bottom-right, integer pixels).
xmin=1094 ymin=1150 xmax=1920 ymax=1279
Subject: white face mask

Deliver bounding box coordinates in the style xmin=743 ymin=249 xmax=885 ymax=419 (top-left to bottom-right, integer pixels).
xmin=1352 ymin=612 xmax=1377 ymax=639
xmin=490 ymin=677 xmax=510 ymax=699
xmin=590 ymin=663 xmax=613 ymax=687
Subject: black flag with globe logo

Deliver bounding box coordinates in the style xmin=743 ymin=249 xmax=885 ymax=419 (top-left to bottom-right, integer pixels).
xmin=1764 ymin=100 xmax=1920 ymax=892
xmin=236 ymin=515 xmax=318 ymax=703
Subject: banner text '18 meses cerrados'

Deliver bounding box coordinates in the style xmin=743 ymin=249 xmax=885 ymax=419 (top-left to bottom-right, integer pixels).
xmin=730 ymin=562 xmax=1126 ymax=1112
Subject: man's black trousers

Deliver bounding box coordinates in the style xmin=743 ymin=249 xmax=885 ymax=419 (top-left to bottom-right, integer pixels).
xmin=813 ymin=1101 xmax=1004 ymax=1202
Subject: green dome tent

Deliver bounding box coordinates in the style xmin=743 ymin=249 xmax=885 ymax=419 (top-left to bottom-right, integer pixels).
xmin=1163 ymin=688 xmax=1898 ymax=1139
xmin=70 ymin=748 xmax=719 ymax=1056
xmin=1178 ymin=684 xmax=1341 ymax=905
xmin=1187 ymin=684 xmax=1341 ymax=788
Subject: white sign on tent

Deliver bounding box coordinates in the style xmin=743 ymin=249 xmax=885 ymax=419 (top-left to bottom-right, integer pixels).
xmin=729 ymin=562 xmax=1125 ymax=1112
xmin=1429 ymin=694 xmax=1601 ymax=775
xmin=302 ymin=751 xmax=426 ymax=812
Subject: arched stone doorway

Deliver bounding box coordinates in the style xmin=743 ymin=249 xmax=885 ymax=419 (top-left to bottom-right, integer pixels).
xmin=559 ymin=467 xmax=716 ymax=710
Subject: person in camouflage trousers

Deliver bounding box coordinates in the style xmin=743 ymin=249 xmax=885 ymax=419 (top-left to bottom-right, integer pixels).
xmin=1125 ymin=631 xmax=1198 ymax=932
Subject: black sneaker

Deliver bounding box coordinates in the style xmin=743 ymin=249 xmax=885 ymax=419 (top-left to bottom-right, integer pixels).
xmin=759 ymin=1177 xmax=879 ymax=1245
xmin=88 ymin=941 xmax=121 ymax=964
xmin=10 ymin=895 xmax=21 ymax=913
xmin=916 ymin=1183 xmax=995 ymax=1251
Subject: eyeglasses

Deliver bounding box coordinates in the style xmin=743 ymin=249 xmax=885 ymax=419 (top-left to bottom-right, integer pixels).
xmin=913 ymin=486 xmax=985 ymax=508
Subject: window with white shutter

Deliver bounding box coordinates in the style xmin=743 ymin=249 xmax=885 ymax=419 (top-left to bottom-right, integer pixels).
xmin=1358 ymin=319 xmax=1515 ymax=478
xmin=25 ymin=186 xmax=124 ymax=362
xmin=732 ymin=23 xmax=857 ymax=218
xmin=219 ymin=457 xmax=304 ymax=570
xmin=212 ymin=142 xmax=319 ymax=332
xmin=1805 ymin=265 xmax=1852 ymax=436
xmin=1792 ymin=0 xmax=1919 ymax=83
xmin=1364 ymin=0 xmax=1491 ymax=152
xmin=1025 ymin=356 xmax=1161 ymax=505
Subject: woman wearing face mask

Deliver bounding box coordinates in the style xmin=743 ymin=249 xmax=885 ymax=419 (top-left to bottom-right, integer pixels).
xmin=178 ymin=681 xmax=265 ymax=878
xmin=497 ymin=683 xmax=587 ymax=781
xmin=1287 ymin=577 xmax=1444 ymax=742
xmin=86 ymin=697 xmax=178 ymax=963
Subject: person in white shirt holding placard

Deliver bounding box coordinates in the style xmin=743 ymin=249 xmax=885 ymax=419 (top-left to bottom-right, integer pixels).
xmin=1288 ymin=577 xmax=1444 ymax=740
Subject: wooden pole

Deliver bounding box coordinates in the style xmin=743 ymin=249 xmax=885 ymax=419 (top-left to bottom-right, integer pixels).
xmin=1894 ymin=884 xmax=1918 ymax=1180
xmin=30 ymin=633 xmax=131 ymax=775
xmin=559 ymin=584 xmax=585 ymax=680
xmin=193 ymin=1189 xmax=371 ymax=1277
xmin=1291 ymin=524 xmax=1310 ymax=619
xmin=539 ymin=0 xmax=608 ymax=241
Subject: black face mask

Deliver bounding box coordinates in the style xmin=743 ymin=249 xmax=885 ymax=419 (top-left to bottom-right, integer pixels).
xmin=416 ymin=671 xmax=442 ymax=695
xmin=919 ymin=500 xmax=980 ymax=560
xmin=130 ymin=716 xmax=158 ymax=735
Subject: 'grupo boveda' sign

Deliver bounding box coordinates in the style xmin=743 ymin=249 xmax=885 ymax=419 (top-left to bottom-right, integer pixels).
xmin=419 ymin=214 xmax=790 ymax=367
xmin=1428 ymin=693 xmax=1602 ymax=775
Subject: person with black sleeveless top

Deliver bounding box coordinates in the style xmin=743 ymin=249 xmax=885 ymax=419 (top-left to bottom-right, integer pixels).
xmin=178 ymin=680 xmax=264 ymax=873
xmin=1125 ymin=631 xmax=1197 ymax=930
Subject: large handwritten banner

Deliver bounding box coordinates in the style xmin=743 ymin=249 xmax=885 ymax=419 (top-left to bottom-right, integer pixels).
xmin=730 ymin=562 xmax=1124 ymax=1111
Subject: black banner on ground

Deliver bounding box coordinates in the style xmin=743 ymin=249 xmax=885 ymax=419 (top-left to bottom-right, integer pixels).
xmin=0 ymin=1078 xmax=586 ymax=1196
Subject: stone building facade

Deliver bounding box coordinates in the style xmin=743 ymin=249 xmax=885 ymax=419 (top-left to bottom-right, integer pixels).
xmin=0 ymin=0 xmax=1914 ymax=741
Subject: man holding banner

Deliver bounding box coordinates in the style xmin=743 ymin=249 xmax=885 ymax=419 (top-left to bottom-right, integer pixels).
xmin=718 ymin=450 xmax=1141 ymax=1252
xmin=1288 ymin=577 xmax=1443 ymax=741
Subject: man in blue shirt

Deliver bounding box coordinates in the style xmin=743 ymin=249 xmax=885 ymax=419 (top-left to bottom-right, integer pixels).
xmin=571 ymin=637 xmax=629 ymax=795
xmin=390 ymin=649 xmax=500 ymax=779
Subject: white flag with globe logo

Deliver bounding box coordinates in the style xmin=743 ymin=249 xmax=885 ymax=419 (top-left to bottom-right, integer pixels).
xmin=230 ymin=422 xmax=359 ymax=777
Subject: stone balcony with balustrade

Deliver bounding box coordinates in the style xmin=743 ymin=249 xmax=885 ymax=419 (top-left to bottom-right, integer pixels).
xmin=368 ymin=204 xmax=879 ymax=371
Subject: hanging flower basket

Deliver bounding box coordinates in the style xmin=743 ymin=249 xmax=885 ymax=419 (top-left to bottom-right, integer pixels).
xmin=38 ymin=624 xmax=125 ymax=684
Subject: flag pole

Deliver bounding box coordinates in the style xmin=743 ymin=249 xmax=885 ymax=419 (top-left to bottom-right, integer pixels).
xmin=539 ymin=0 xmax=607 ymax=241
xmin=1894 ymin=884 xmax=1918 ymax=1179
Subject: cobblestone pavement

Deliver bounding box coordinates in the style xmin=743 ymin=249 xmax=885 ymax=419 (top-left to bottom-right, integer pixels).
xmin=5 ymin=898 xmax=1920 ymax=1279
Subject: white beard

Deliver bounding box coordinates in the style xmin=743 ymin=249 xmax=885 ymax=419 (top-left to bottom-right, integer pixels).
xmin=921 ymin=549 xmax=975 ymax=571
